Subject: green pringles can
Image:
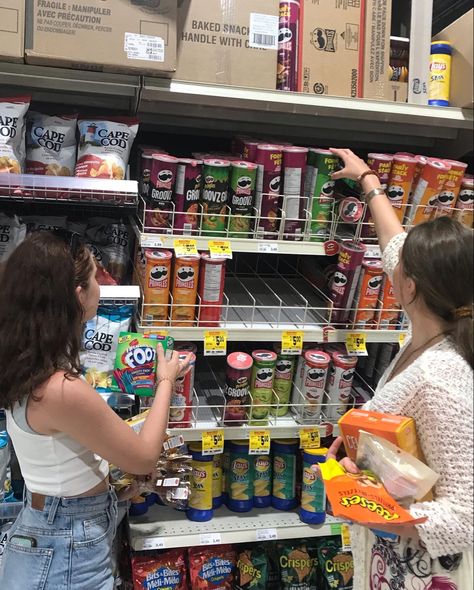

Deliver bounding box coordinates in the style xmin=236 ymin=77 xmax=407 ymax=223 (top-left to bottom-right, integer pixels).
xmin=228 ymin=160 xmax=258 ymax=238
xmin=271 ymin=344 xmax=295 ymax=416
xmin=308 ymin=149 xmax=340 ymax=242
xmin=249 ymin=350 xmax=277 ymax=425
xmin=201 ymin=159 xmax=230 ymax=236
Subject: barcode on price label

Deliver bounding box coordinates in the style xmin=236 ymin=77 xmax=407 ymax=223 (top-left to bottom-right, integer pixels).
xmin=258 ymin=242 xmax=279 ymax=253
xmin=200 ymin=533 xmax=222 ymax=545
xmin=141 ymin=235 xmax=164 ymax=248
xmin=256 ymin=528 xmax=278 ymax=541
xmin=249 ymin=13 xmax=279 ymax=50
xmin=124 ymin=33 xmax=165 ymax=62
xmin=141 ymin=537 xmax=166 ymax=550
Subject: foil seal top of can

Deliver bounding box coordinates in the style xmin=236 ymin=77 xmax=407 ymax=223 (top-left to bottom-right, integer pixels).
xmin=256 ymin=144 xmax=283 ymax=152
xmin=203 ymin=159 xmax=231 ymax=167
xmin=444 ymin=159 xmax=468 ymax=171
xmin=414 ymin=155 xmax=429 ymax=165
xmin=340 ymin=240 xmax=367 ymax=254
xmin=331 ymin=351 xmax=358 ymax=368
xmin=392 ymin=155 xmax=417 ymax=164
xmin=461 ymin=175 xmax=474 ymax=189
xmin=362 ymin=258 xmax=383 ymax=271
xmin=178 ymin=158 xmax=202 ymax=166
xmin=339 ymin=197 xmax=363 ymax=222
xmin=310 ymin=148 xmax=333 ymax=156
xmin=227 ymin=351 xmax=253 ymax=371
xmin=178 ymin=351 xmax=196 ymax=364
xmin=394 ymin=152 xmax=415 ymax=158
xmin=252 ymin=349 xmax=277 ymax=363
xmin=304 ymin=349 xmax=331 ymax=366
xmin=151 ymin=153 xmax=179 ymax=163
xmin=282 ymin=146 xmax=309 ymax=154
xmin=426 ymin=158 xmax=451 ymax=172
xmin=201 ymin=252 xmax=227 ymax=263
xmin=174 ymin=254 xmax=201 ymax=262
xmin=367 ymin=153 xmax=394 ymax=162
xmin=175 ymin=342 xmax=198 ymax=354
xmin=231 ymin=160 xmax=258 ymax=170
xmin=145 ymin=249 xmax=173 ymax=260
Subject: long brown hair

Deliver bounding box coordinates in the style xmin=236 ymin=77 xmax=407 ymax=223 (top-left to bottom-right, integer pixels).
xmin=0 ymin=232 xmax=93 ymax=410
xmin=401 ymin=216 xmax=473 ymax=368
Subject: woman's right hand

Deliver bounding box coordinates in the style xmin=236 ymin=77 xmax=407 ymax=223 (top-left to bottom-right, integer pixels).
xmin=329 ymin=148 xmax=371 ymax=182
xmin=327 ymin=436 xmax=360 ymax=474
xmin=156 ymin=344 xmax=191 ymax=384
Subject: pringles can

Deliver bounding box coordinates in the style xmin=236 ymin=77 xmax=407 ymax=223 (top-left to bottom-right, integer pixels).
xmin=169 ymin=352 xmax=196 ymax=428
xmin=352 ymin=259 xmax=384 ymax=328
xmin=281 ymin=146 xmax=308 ymax=240
xmin=330 ymin=241 xmax=367 ymax=324
xmin=249 ymin=350 xmax=277 ymax=425
xmin=224 ymin=352 xmax=253 ymax=426
xmin=201 ymin=159 xmax=230 ymax=236
xmin=386 ymin=155 xmax=417 ymax=223
xmin=409 ymin=158 xmax=451 ymax=225
xmin=271 ymin=345 xmax=296 ymax=417
xmin=361 ymin=153 xmax=393 ymax=239
xmin=433 ymin=159 xmax=468 ymax=217
xmin=255 ymin=144 xmax=283 ymax=239
xmin=377 ymin=275 xmax=401 ymax=329
xmin=173 ymin=158 xmax=201 ymax=235
xmin=228 ymin=161 xmax=258 ymax=238
xmin=454 ymin=175 xmax=474 ymax=228
xmin=142 ymin=249 xmax=172 ymax=324
xmin=324 ymin=352 xmax=358 ymax=421
xmin=309 ymin=149 xmax=340 ymax=241
xmin=277 ymin=0 xmax=301 ymax=92
xmin=146 ymin=154 xmax=179 ymax=232
xmin=242 ymin=138 xmax=260 ymax=162
xmin=198 ymin=253 xmax=226 ymax=327
xmin=171 ymin=254 xmax=201 ymax=326
xmin=298 ymin=350 xmax=331 ymax=421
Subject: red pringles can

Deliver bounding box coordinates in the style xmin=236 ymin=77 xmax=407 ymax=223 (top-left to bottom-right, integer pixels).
xmin=324 ymin=352 xmax=358 ymax=422
xmin=361 ymin=153 xmax=393 ymax=239
xmin=433 ymin=159 xmax=468 ymax=216
xmin=386 ymin=155 xmax=417 ymax=223
xmin=169 ymin=352 xmax=196 ymax=428
xmin=281 ymin=146 xmax=308 ymax=240
xmin=454 ymin=174 xmax=474 ymax=228
xmin=145 ymin=154 xmax=179 ymax=232
xmin=224 ymin=352 xmax=253 ymax=426
xmin=352 ymin=259 xmax=384 ymax=328
xmin=277 ymin=0 xmax=301 ymax=91
xmin=173 ymin=158 xmax=202 ymax=235
xmin=198 ymin=253 xmax=226 ymax=327
xmin=242 ymin=139 xmax=260 ymax=162
xmin=255 ymin=144 xmax=283 ymax=239
xmin=377 ymin=275 xmax=401 ymax=329
xmin=330 ymin=241 xmax=367 ymax=324
xmin=409 ymin=158 xmax=451 ymax=226
xmin=299 ymin=349 xmax=331 ymax=421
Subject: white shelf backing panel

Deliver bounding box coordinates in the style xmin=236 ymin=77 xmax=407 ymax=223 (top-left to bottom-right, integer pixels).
xmin=0 ymin=62 xmax=141 ymax=113
xmin=139 ymin=79 xmax=474 ymax=155
xmin=129 ymin=504 xmax=344 ymax=551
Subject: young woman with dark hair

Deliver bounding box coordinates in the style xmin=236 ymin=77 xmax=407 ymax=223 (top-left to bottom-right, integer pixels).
xmin=0 ymin=232 xmax=189 ymax=589
xmin=328 ymin=148 xmax=473 ymax=589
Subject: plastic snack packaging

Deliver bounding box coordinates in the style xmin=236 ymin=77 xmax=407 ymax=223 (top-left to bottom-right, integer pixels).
xmin=316 ymin=536 xmax=354 ymax=590
xmin=277 ymin=539 xmax=320 ymax=590
xmin=131 ymin=549 xmax=188 ymax=590
xmin=356 ymin=430 xmax=439 ymax=504
xmin=0 ymin=95 xmax=30 ymax=174
xmin=86 ymin=218 xmax=132 ymax=284
xmin=75 ymin=117 xmax=138 ymax=180
xmin=0 ymin=213 xmax=26 ymax=267
xmin=233 ymin=545 xmax=269 ymax=590
xmin=26 ymin=112 xmax=77 ymax=176
xmin=189 ymin=545 xmax=236 ymax=590
xmin=320 ymin=458 xmax=428 ymax=526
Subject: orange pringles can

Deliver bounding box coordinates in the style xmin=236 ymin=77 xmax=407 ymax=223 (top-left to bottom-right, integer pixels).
xmin=409 ymin=155 xmax=429 ymax=200
xmin=377 ymin=274 xmax=401 ymax=330
xmin=352 ymin=259 xmax=384 ymax=329
xmin=386 ymin=155 xmax=417 ymax=223
xmin=409 ymin=158 xmax=451 ymax=226
xmin=432 ymin=159 xmax=468 ymax=217
xmin=143 ymin=249 xmax=173 ymax=324
xmin=454 ymin=174 xmax=474 ymax=228
xmin=171 ymin=254 xmax=201 ymax=326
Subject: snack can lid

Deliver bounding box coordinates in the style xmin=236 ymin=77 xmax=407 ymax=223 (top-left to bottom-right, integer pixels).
xmin=252 ymin=350 xmax=277 ymax=363
xmin=145 ymin=249 xmax=173 ymax=260
xmin=227 ymin=351 xmax=253 ymax=371
xmin=304 ymin=350 xmax=331 ymax=367
xmin=332 ymin=351 xmax=358 ymax=368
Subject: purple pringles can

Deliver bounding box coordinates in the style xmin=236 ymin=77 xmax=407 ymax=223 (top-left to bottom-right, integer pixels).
xmin=330 ymin=241 xmax=367 ymax=324
xmin=146 ymin=154 xmax=179 ymax=233
xmin=277 ymin=0 xmax=301 ymax=92
xmin=173 ymin=158 xmax=202 ymax=235
xmin=255 ymin=144 xmax=283 ymax=239
xmin=281 ymin=146 xmax=308 ymax=240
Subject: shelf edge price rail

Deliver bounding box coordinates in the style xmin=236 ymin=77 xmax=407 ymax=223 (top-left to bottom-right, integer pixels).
xmin=173 ymin=238 xmax=199 ymax=257
xmin=204 ymin=330 xmax=227 ymax=356
xmin=208 ymin=240 xmax=233 ymax=259
xmin=249 ymin=429 xmax=271 ymax=455
xmin=281 ymin=330 xmax=304 ymax=355
xmin=345 ymin=332 xmax=368 ymax=356
xmin=299 ymin=427 xmax=321 ymax=450
xmin=202 ymin=429 xmax=224 ymax=456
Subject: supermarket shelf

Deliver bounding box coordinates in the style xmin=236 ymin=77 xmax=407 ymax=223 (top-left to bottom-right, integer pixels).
xmin=129 ymin=504 xmax=345 ymax=551
xmin=99 ymin=285 xmax=140 ymax=303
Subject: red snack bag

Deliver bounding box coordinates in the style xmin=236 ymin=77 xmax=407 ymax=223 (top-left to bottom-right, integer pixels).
xmin=189 ymin=545 xmax=236 ymax=590
xmin=131 ymin=549 xmax=188 ymax=590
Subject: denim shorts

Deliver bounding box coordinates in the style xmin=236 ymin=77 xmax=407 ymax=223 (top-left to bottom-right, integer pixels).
xmin=0 ymin=486 xmax=118 ymax=590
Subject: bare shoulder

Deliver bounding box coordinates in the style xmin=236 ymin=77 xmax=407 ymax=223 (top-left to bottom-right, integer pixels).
xmin=36 ymin=371 xmax=100 ymax=409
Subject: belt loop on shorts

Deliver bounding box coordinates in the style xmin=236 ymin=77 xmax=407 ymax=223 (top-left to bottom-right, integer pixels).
xmin=46 ymin=496 xmax=61 ymax=525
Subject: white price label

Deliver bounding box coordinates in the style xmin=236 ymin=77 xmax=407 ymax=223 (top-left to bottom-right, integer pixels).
xmin=141 ymin=235 xmax=164 ymax=248
xmin=256 ymin=528 xmax=278 ymax=541
xmin=141 ymin=537 xmax=166 ymax=550
xmin=249 ymin=13 xmax=279 ymax=50
xmin=364 ymin=245 xmax=381 ymax=259
xmin=199 ymin=533 xmax=222 ymax=546
xmin=124 ymin=33 xmax=165 ymax=62
xmin=258 ymin=242 xmax=279 ymax=253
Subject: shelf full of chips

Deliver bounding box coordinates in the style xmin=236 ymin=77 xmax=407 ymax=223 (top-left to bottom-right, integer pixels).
xmin=0 ymin=174 xmax=139 ymax=208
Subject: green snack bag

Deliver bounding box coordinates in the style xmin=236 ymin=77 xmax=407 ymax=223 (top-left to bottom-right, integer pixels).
xmin=278 ymin=540 xmax=319 ymax=590
xmin=113 ymin=332 xmax=174 ymax=396
xmin=233 ymin=546 xmax=268 ymax=590
xmin=264 ymin=542 xmax=281 ymax=590
xmin=317 ymin=536 xmax=354 ymax=590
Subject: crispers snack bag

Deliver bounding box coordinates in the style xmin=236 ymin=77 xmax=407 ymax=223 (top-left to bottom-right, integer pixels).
xmin=189 ymin=545 xmax=236 ymax=589
xmin=131 ymin=549 xmax=188 ymax=590
xmin=75 ymin=117 xmax=138 ymax=180
xmin=0 ymin=95 xmax=30 ymax=174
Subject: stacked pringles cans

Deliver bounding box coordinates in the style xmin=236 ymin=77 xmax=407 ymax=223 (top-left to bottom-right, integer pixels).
xmin=140 ymin=248 xmax=227 ymax=327
xmin=277 ymin=0 xmax=301 ymax=92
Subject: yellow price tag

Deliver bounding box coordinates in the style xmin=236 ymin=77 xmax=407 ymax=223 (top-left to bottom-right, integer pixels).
xmin=208 ymin=240 xmax=233 ymax=259
xmin=345 ymin=332 xmax=368 ymax=356
xmin=249 ymin=430 xmax=271 ymax=455
xmin=399 ymin=332 xmax=407 ymax=347
xmin=341 ymin=523 xmax=351 ymax=551
xmin=173 ymin=239 xmax=199 ymax=258
xmin=281 ymin=330 xmax=304 ymax=355
xmin=299 ymin=428 xmax=321 ymax=449
xmin=204 ymin=330 xmax=227 ymax=356
xmin=202 ymin=429 xmax=224 ymax=456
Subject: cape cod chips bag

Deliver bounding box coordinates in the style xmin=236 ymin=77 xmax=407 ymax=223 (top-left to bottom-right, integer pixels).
xmin=0 ymin=96 xmax=30 ymax=174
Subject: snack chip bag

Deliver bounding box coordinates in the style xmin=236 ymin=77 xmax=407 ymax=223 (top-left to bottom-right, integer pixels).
xmin=189 ymin=545 xmax=236 ymax=589
xmin=0 ymin=213 xmax=26 ymax=265
xmin=26 ymin=112 xmax=77 ymax=176
xmin=131 ymin=549 xmax=187 ymax=590
xmin=23 ymin=215 xmax=68 ymax=233
xmin=233 ymin=546 xmax=268 ymax=590
xmin=75 ymin=117 xmax=138 ymax=180
xmin=320 ymin=459 xmax=428 ymax=526
xmin=278 ymin=540 xmax=319 ymax=590
xmin=316 ymin=536 xmax=353 ymax=590
xmin=0 ymin=95 xmax=30 ymax=174
xmin=86 ymin=217 xmax=132 ymax=284
xmin=80 ymin=305 xmax=134 ymax=390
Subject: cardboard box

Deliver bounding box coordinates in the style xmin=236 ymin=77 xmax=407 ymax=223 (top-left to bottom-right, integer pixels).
xmin=25 ymin=0 xmax=177 ymax=75
xmin=434 ymin=9 xmax=473 ymax=109
xmin=386 ymin=80 xmax=408 ymax=103
xmin=362 ymin=0 xmax=393 ymax=100
xmin=338 ymin=408 xmax=422 ymax=461
xmin=300 ymin=0 xmax=365 ymax=98
xmin=0 ymin=0 xmax=24 ymax=62
xmin=175 ymin=0 xmax=279 ymax=89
